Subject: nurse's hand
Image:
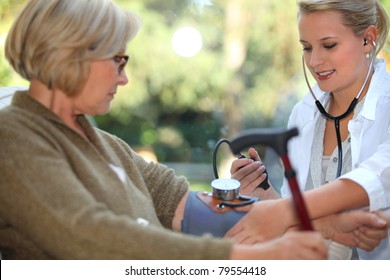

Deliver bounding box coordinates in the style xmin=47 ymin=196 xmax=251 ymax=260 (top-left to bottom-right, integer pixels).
xmin=230 ymin=147 xmax=280 ymax=199
xmin=225 ymin=198 xmax=293 ymax=243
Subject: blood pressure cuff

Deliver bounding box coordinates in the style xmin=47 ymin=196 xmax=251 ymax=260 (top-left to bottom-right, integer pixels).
xmin=181 ymin=191 xmax=246 ymax=237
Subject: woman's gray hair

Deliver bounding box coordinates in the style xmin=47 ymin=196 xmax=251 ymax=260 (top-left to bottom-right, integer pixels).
xmin=297 ymin=0 xmax=389 ymax=54
xmin=5 ymin=0 xmax=142 ymax=96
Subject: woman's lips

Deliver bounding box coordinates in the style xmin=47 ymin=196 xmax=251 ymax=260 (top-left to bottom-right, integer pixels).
xmin=316 ymin=70 xmax=335 ymax=81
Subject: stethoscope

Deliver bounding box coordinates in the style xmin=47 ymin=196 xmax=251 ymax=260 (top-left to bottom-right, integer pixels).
xmin=302 ymin=40 xmax=377 ymax=178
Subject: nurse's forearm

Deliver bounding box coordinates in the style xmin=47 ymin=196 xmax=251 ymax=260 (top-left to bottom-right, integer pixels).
xmin=282 ymin=179 xmax=370 ymax=226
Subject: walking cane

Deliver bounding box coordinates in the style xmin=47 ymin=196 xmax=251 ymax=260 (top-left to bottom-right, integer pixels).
xmin=229 ymin=127 xmax=313 ymax=231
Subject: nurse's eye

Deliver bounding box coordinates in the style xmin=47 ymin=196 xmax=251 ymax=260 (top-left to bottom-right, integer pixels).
xmin=324 ymin=43 xmax=337 ymax=49
xmin=302 ymin=45 xmax=312 ymax=52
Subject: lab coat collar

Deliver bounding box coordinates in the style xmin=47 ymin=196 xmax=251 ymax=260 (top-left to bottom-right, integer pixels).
xmin=360 ymin=59 xmax=387 ymax=121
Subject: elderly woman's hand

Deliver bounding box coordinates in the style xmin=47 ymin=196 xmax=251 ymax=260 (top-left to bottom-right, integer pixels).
xmin=314 ymin=210 xmax=389 ymax=251
xmin=230 ymin=231 xmax=328 ymax=260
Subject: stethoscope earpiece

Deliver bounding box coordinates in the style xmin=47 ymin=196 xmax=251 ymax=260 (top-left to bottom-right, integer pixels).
xmin=364 ymin=39 xmax=377 ymax=47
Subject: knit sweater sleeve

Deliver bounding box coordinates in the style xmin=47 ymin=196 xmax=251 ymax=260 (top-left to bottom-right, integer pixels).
xmin=99 ymin=131 xmax=189 ymax=229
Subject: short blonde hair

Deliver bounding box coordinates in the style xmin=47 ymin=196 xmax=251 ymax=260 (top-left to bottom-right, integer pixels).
xmin=297 ymin=0 xmax=389 ymax=54
xmin=5 ymin=0 xmax=142 ymax=96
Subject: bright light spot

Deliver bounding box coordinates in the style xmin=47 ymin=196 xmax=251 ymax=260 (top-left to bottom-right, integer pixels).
xmin=172 ymin=27 xmax=203 ymax=58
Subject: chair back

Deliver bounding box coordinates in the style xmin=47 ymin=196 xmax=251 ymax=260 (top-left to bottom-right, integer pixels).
xmin=0 ymin=86 xmax=28 ymax=109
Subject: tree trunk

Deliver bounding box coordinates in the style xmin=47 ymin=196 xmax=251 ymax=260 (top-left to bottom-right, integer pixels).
xmin=223 ymin=0 xmax=249 ymax=137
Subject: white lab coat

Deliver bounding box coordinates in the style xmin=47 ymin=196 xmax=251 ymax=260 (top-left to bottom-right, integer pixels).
xmin=281 ymin=59 xmax=390 ymax=260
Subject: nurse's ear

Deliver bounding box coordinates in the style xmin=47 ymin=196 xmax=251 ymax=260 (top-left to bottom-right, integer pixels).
xmin=362 ymin=25 xmax=378 ymax=51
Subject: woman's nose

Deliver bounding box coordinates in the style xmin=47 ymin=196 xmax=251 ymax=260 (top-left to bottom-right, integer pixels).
xmin=118 ymin=71 xmax=129 ymax=86
xmin=308 ymin=49 xmax=324 ymax=69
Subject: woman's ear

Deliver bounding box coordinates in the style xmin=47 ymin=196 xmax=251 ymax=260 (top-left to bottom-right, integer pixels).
xmin=363 ymin=25 xmax=378 ymax=50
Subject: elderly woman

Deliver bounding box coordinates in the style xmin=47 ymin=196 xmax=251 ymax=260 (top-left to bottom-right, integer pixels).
xmin=0 ymin=0 xmax=386 ymax=260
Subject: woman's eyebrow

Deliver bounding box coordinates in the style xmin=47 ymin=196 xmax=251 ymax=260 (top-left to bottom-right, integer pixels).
xmin=299 ymin=36 xmax=338 ymax=43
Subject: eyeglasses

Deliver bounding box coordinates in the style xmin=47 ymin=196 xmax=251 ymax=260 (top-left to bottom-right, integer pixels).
xmin=113 ymin=54 xmax=129 ymax=74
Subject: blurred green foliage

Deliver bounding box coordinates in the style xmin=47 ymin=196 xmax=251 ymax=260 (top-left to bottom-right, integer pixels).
xmin=0 ymin=0 xmax=27 ymax=87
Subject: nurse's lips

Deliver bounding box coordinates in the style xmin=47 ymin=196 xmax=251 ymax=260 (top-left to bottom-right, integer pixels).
xmin=316 ymin=70 xmax=335 ymax=81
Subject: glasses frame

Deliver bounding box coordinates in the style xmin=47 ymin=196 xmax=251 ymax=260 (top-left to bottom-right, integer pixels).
xmin=113 ymin=54 xmax=129 ymax=74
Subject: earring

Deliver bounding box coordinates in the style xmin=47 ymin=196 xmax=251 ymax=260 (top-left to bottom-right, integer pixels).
xmin=364 ymin=39 xmax=368 ymax=46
